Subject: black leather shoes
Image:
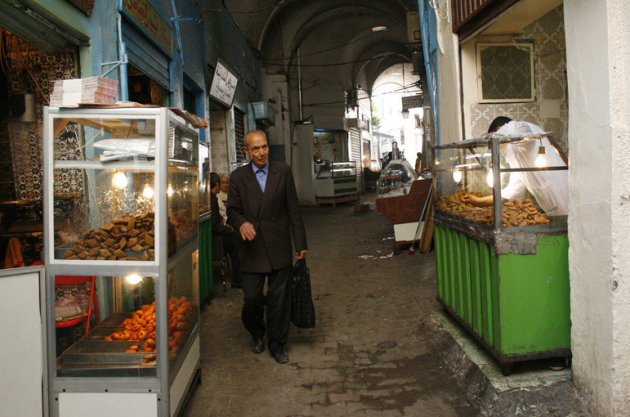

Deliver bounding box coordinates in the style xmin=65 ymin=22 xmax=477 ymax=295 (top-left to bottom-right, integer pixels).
xmin=252 ymin=338 xmax=265 ymax=354
xmin=269 ymin=346 xmax=289 ymax=364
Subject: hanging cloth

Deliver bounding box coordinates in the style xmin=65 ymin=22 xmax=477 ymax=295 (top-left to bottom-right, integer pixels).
xmin=4 ymin=237 xmax=25 ymax=268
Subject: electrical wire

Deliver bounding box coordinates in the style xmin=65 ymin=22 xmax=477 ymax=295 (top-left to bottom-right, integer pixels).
xmin=263 ymin=32 xmax=389 ymax=63
xmin=266 ymin=52 xmax=404 ymax=68
xmin=194 ymin=1 xmax=282 ymax=15
xmin=303 ymin=82 xmax=421 ymax=107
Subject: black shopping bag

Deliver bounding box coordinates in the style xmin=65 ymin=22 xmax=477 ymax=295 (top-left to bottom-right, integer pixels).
xmin=291 ymin=258 xmax=315 ymax=328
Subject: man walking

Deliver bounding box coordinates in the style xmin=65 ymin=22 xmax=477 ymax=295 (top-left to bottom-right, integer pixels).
xmin=227 ymin=130 xmax=308 ymax=364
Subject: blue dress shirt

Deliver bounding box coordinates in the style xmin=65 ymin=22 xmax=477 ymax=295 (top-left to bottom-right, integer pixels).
xmin=252 ymin=161 xmax=269 ymax=192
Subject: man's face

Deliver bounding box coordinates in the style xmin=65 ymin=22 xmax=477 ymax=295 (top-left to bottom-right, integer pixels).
xmin=219 ymin=176 xmax=229 ymax=193
xmin=245 ymin=132 xmax=269 ymax=168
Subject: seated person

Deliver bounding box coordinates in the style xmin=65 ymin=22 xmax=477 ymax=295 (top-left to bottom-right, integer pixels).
xmin=210 ymin=172 xmax=242 ymax=289
xmin=217 ymin=174 xmax=229 ymax=223
xmin=462 ymin=117 xmax=568 ymax=216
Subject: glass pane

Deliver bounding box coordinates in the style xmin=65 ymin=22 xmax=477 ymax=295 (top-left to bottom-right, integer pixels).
xmin=167 ymin=253 xmax=199 ymax=371
xmin=377 ymin=159 xmax=418 ymax=198
xmin=52 ymin=117 xmax=156 ymax=262
xmin=435 ymin=144 xmax=495 ymax=224
xmin=53 ymin=118 xmax=156 ymax=162
xmin=167 ymin=165 xmax=198 ymax=255
xmin=55 ymin=274 xmax=157 ymax=377
xmin=198 ymin=144 xmax=210 ymax=214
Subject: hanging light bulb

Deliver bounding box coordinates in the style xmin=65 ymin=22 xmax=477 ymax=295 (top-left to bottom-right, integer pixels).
xmin=167 ymin=185 xmax=174 ymax=197
xmin=535 ymin=144 xmax=547 ymax=167
xmin=142 ymin=185 xmax=155 ymax=199
xmin=486 ymin=169 xmax=494 ymax=188
xmin=452 ymin=170 xmax=462 ymax=183
xmin=125 ymin=273 xmax=142 ymax=285
xmin=112 ymin=171 xmax=128 ymax=189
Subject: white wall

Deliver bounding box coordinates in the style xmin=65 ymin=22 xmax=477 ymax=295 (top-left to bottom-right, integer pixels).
xmin=292 ymin=124 xmax=315 ymax=205
xmin=262 ymin=74 xmax=292 ymax=164
xmin=436 ymin=13 xmax=463 ymax=144
xmin=565 ymin=1 xmax=630 ymax=415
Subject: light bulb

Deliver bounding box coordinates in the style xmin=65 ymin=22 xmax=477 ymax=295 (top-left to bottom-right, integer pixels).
xmin=452 ymin=170 xmax=462 ymax=183
xmin=125 ymin=273 xmax=142 ymax=285
xmin=167 ymin=185 xmax=174 ymax=197
xmin=112 ymin=171 xmax=128 ymax=189
xmin=486 ymin=170 xmax=494 ymax=188
xmin=535 ymin=146 xmax=547 ymax=167
xmin=142 ymin=185 xmax=154 ymax=199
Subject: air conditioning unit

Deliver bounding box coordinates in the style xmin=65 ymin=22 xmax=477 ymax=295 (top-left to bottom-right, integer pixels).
xmin=407 ymin=11 xmax=421 ymax=43
xmin=251 ymin=101 xmax=275 ymax=126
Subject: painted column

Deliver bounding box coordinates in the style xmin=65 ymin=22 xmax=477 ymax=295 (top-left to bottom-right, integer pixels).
xmin=565 ymin=1 xmax=630 ymax=415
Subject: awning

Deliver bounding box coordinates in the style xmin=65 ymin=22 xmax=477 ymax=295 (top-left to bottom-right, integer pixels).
xmin=0 ymin=0 xmax=89 ymax=53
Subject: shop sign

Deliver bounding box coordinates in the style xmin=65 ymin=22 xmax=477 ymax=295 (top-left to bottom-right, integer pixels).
xmin=209 ymin=60 xmax=238 ymax=108
xmin=401 ymin=94 xmax=423 ymax=111
xmin=122 ymin=0 xmax=173 ymax=55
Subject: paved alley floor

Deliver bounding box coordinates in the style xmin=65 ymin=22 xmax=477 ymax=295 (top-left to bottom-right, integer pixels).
xmin=182 ymin=197 xmax=480 ymax=417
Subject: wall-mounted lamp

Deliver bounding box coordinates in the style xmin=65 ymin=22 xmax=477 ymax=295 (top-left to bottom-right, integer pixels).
xmin=296 ymin=115 xmax=313 ymax=125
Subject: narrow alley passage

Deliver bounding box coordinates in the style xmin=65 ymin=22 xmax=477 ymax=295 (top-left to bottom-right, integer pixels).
xmin=182 ymin=198 xmax=479 ymax=417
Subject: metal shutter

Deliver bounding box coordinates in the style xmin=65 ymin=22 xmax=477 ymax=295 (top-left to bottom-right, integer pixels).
xmin=122 ymin=18 xmax=170 ymax=89
xmin=233 ymin=107 xmax=246 ymax=163
xmin=349 ymin=128 xmax=363 ymax=193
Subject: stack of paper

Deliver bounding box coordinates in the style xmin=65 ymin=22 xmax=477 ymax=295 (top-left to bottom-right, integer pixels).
xmin=50 ymin=76 xmax=118 ymax=107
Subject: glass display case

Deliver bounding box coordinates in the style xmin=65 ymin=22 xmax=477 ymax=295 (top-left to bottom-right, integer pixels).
xmin=376 ymin=159 xmax=418 ymax=198
xmin=43 ymin=106 xmax=200 ymax=417
xmin=198 ymin=142 xmax=210 ymax=215
xmin=314 ymin=161 xmax=358 ymax=203
xmin=431 ymin=131 xmax=570 ymax=375
xmin=315 ymin=161 xmax=356 ymax=179
xmin=433 ymin=132 xmax=568 ymax=237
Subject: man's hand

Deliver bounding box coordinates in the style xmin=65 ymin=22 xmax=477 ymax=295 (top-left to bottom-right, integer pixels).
xmin=296 ymin=249 xmax=308 ymax=259
xmin=239 ymin=222 xmax=256 ymax=241
xmin=460 ymin=194 xmax=478 ymax=205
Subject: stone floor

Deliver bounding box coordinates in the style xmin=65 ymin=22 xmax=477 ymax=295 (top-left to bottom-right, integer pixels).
xmin=181 ymin=194 xmax=590 ymax=417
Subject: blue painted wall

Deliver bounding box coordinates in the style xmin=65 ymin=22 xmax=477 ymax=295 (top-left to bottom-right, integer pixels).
xmin=201 ymin=0 xmax=263 ymax=110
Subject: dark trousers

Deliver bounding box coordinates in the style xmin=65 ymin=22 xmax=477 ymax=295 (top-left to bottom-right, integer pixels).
xmin=241 ymin=266 xmax=292 ymax=347
xmin=222 ymin=232 xmax=242 ymax=286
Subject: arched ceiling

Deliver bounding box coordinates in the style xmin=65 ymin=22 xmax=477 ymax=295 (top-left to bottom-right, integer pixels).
xmin=223 ymin=0 xmax=423 ymax=93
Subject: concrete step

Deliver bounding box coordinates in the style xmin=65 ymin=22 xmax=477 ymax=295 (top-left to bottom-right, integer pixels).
xmin=422 ymin=312 xmax=592 ymax=417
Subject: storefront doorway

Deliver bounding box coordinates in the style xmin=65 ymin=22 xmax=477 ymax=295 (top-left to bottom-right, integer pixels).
xmin=0 ymin=28 xmax=79 ymax=267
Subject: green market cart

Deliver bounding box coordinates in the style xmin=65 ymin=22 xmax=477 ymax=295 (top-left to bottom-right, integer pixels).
xmin=433 ymin=133 xmax=570 ymax=375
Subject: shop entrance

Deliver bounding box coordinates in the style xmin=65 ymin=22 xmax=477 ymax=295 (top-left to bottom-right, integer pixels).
xmin=209 ymin=99 xmax=231 ymax=175
xmin=127 ymin=64 xmax=170 ymax=106
xmin=371 ymin=63 xmax=423 ymax=172
xmin=0 ymin=28 xmax=79 ymax=267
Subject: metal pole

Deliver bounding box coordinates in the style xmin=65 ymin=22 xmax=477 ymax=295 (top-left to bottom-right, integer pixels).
xmin=297 ymin=47 xmax=303 ymax=121
xmin=492 ymin=136 xmax=502 ymax=232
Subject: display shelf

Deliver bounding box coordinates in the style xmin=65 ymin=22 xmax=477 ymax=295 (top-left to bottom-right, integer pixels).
xmin=54 ymin=160 xmax=155 ymax=171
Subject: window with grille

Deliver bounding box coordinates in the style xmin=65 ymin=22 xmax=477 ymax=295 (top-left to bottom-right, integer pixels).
xmin=477 ymin=43 xmax=534 ymax=103
xmin=234 ymin=107 xmax=246 ymax=162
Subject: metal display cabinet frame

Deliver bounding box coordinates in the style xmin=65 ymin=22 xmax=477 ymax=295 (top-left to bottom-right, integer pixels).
xmin=315 ymin=161 xmax=359 ymax=204
xmin=432 ymin=133 xmax=570 ymax=375
xmin=43 ymin=107 xmax=201 ymax=417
